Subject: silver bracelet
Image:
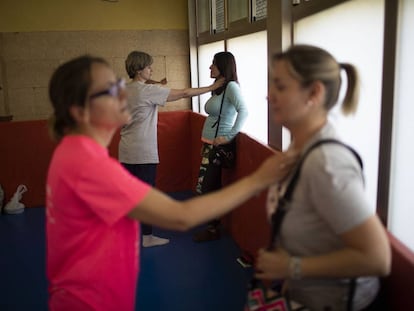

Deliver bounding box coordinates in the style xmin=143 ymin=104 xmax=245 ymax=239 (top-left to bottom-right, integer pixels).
xmin=289 ymin=256 xmax=302 ymax=280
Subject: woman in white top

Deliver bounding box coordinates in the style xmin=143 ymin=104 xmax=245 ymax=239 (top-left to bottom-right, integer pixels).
xmin=120 ymin=51 xmax=224 ymax=247
xmin=255 ymin=45 xmax=391 ymax=311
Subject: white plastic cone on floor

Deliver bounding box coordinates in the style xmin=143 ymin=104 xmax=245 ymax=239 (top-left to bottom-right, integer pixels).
xmin=4 ymin=184 xmax=27 ymax=214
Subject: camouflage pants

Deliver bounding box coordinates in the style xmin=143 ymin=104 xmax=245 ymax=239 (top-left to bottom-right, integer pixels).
xmin=196 ymin=143 xmax=222 ymax=195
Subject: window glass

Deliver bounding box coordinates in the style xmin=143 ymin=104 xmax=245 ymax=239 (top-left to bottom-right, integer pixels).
xmin=227 ymin=31 xmax=268 ymax=143
xmin=229 ymin=0 xmax=248 ymax=23
xmin=213 ymin=0 xmax=226 ymax=33
xmin=389 ymin=0 xmax=414 ymax=251
xmin=294 ymin=0 xmax=384 ymax=211
xmin=253 ymin=0 xmax=267 ymax=21
xmin=198 ymin=41 xmax=225 ymax=115
xmin=197 ymin=0 xmax=211 ymax=34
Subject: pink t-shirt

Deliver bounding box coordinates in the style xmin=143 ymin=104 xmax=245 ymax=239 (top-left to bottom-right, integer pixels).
xmin=46 ymin=135 xmax=151 ymax=311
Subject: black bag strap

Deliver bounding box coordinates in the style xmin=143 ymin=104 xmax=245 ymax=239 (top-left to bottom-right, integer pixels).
xmin=347 ymin=278 xmax=357 ymax=311
xmin=268 ymin=139 xmax=363 ymax=311
xmin=211 ymin=86 xmax=227 ymax=138
xmin=269 ymin=138 xmax=363 ymax=249
xmin=284 ymin=139 xmax=362 ymax=202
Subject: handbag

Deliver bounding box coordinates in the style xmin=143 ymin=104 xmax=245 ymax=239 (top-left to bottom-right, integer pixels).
xmin=245 ymin=139 xmax=363 ymax=311
xmin=245 ymin=279 xmax=292 ymax=311
xmin=209 ymin=138 xmax=236 ymax=168
xmin=208 ymin=86 xmax=237 ymax=169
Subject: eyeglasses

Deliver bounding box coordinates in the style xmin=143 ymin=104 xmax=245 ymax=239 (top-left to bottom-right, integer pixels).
xmin=89 ymin=78 xmax=126 ymax=100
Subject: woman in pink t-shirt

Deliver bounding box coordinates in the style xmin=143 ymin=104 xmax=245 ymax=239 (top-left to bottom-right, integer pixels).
xmin=46 ymin=55 xmax=297 ymax=311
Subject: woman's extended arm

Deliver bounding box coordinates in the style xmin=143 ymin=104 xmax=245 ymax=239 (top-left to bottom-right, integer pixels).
xmin=166 ymin=78 xmax=225 ymax=102
xmin=146 ymin=78 xmax=167 ymax=85
xmin=128 ymin=151 xmax=298 ymax=230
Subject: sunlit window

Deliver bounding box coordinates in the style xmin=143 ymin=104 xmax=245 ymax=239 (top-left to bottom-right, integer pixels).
xmin=389 ymin=0 xmax=414 ymax=251
xmin=198 ymin=35 xmax=268 ymax=144
xmin=227 ymin=31 xmax=268 ymax=143
xmin=294 ymin=0 xmax=384 ymax=211
xmin=198 ymin=42 xmax=225 ymax=115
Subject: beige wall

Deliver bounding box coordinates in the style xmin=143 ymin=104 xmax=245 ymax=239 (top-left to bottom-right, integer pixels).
xmin=0 ymin=35 xmax=5 ymax=116
xmin=0 ymin=0 xmax=188 ymax=32
xmin=0 ymin=0 xmax=191 ymax=121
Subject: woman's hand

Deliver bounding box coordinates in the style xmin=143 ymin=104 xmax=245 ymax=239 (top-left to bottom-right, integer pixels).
xmin=211 ymin=77 xmax=225 ymax=90
xmin=251 ymin=151 xmax=298 ymax=187
xmin=255 ymin=248 xmax=291 ymax=280
xmin=213 ymin=136 xmax=229 ymax=146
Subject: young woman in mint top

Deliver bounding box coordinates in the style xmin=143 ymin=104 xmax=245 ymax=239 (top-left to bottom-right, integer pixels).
xmin=46 ymin=55 xmax=296 ymax=311
xmin=193 ymin=51 xmax=248 ymax=242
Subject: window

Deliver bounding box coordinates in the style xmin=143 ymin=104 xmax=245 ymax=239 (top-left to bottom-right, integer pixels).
xmin=193 ymin=1 xmax=268 ymax=141
xmin=228 ymin=0 xmax=249 ymax=23
xmin=227 ymin=31 xmax=268 ymax=143
xmin=252 ymin=0 xmax=267 ymax=21
xmin=389 ymin=0 xmax=414 ymax=251
xmin=191 ymin=0 xmax=414 ymax=253
xmin=293 ymin=0 xmax=385 ymax=211
xmin=197 ymin=0 xmax=211 ymax=34
xmin=212 ymin=0 xmax=226 ymax=33
xmin=198 ymin=41 xmax=225 ymax=115
xmin=196 ymin=0 xmax=266 ymax=45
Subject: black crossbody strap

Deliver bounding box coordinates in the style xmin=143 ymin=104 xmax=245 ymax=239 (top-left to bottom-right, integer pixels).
xmin=284 ymin=139 xmax=363 ymax=202
xmin=212 ymin=86 xmax=227 ymax=138
xmin=347 ymin=278 xmax=357 ymax=311
xmin=269 ymin=139 xmax=363 ymax=249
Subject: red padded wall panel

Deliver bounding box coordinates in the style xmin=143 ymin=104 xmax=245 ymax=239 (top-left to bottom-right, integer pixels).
xmin=156 ymin=111 xmax=193 ymax=192
xmin=221 ymin=133 xmax=275 ymax=259
xmin=0 ymin=120 xmax=56 ymax=208
xmin=108 ymin=111 xmax=195 ymax=192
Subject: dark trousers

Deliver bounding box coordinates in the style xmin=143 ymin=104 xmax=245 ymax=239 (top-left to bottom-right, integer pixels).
xmin=122 ymin=163 xmax=157 ymax=236
xmin=196 ymin=144 xmax=222 ymax=228
xmin=196 ymin=144 xmax=222 ymax=194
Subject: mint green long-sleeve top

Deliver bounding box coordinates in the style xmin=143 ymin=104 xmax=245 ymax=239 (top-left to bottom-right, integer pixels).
xmin=201 ymin=81 xmax=248 ymax=142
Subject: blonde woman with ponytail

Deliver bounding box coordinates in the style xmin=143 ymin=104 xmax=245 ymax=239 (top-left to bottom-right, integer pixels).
xmin=255 ymin=45 xmax=391 ymax=311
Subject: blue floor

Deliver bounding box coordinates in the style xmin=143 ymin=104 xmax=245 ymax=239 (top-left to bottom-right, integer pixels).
xmin=0 ymin=191 xmax=252 ymax=311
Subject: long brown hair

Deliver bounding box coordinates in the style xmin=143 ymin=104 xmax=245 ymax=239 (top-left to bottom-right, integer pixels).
xmin=213 ymin=51 xmax=239 ymax=95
